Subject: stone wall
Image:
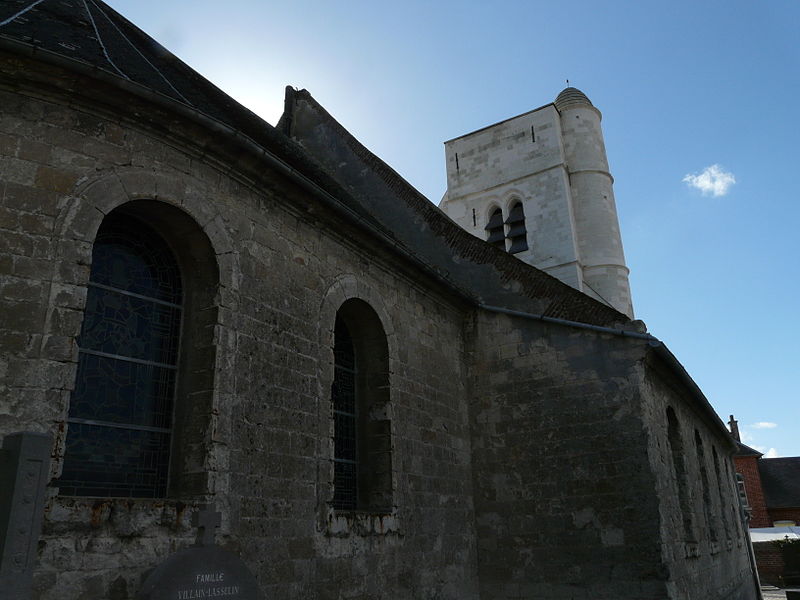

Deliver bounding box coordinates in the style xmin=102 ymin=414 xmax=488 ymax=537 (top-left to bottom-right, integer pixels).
xmin=556 ymin=102 xmax=631 ymax=317
xmin=467 ymin=310 xmax=667 ymax=599
xmin=0 ymin=57 xmax=479 ymax=599
xmin=467 ymin=309 xmax=757 ymax=599
xmin=753 ymin=542 xmax=785 ymax=586
xmin=641 ymin=353 xmax=756 ymax=599
xmin=0 ymin=50 xmax=760 ymax=600
xmin=441 ymin=105 xmax=584 ymax=291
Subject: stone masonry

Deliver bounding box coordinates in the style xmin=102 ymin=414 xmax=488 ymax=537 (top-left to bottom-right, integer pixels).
xmin=0 ymin=2 xmax=756 ymax=598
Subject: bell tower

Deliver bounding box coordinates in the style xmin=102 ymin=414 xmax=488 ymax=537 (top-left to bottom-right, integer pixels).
xmin=439 ymin=87 xmax=633 ymax=318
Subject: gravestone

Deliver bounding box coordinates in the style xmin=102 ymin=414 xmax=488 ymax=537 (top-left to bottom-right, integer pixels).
xmin=138 ymin=506 xmax=263 ymax=600
xmin=0 ymin=431 xmax=52 ymax=599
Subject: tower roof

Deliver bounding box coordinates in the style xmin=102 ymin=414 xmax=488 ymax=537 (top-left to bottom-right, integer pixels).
xmin=554 ymin=87 xmax=593 ymax=111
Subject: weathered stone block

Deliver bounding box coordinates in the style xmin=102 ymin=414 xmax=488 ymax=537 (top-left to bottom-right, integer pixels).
xmin=18 ymin=139 xmax=52 ymax=164
xmin=1 ymin=157 xmax=38 ymax=185
xmin=34 ymin=166 xmax=78 ymax=193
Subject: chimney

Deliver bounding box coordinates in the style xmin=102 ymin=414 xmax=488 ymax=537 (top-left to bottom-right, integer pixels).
xmin=728 ymin=415 xmax=741 ymax=442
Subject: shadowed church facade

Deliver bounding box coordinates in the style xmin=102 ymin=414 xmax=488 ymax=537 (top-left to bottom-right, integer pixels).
xmin=0 ymin=1 xmax=756 ymax=598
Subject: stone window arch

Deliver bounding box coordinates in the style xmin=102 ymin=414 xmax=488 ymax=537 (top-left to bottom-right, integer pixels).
xmin=505 ymin=200 xmax=528 ymax=254
xmin=694 ymin=429 xmax=717 ymax=541
xmin=666 ymin=407 xmax=695 ymax=541
xmin=485 ymin=206 xmax=505 ymax=250
xmin=58 ymin=200 xmax=219 ymax=498
xmin=331 ymin=298 xmax=392 ymax=511
xmin=711 ymin=445 xmax=731 ymax=540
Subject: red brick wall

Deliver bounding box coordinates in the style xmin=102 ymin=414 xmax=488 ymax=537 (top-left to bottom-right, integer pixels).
xmin=769 ymin=507 xmax=800 ymax=526
xmin=753 ymin=542 xmax=785 ymax=586
xmin=735 ymin=456 xmax=771 ymax=527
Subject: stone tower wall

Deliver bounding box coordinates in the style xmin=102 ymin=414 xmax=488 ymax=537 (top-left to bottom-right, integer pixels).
xmin=558 ymin=103 xmax=633 ymax=317
xmin=440 ymin=91 xmax=634 ymax=318
xmin=441 ymin=105 xmax=583 ymax=290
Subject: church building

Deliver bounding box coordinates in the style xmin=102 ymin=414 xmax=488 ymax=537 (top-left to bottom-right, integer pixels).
xmin=0 ymin=1 xmax=757 ymax=598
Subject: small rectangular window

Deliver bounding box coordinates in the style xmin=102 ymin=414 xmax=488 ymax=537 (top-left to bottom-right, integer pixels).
xmin=531 ymin=125 xmax=536 ymax=143
xmin=455 ymin=152 xmax=459 ymax=171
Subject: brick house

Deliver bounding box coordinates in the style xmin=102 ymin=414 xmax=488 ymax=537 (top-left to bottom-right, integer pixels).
xmin=729 ymin=416 xmax=800 ymax=527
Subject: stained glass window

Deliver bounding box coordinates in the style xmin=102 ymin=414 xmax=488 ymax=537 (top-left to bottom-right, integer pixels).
xmin=332 ymin=317 xmax=358 ymax=510
xmin=59 ymin=214 xmax=182 ymax=498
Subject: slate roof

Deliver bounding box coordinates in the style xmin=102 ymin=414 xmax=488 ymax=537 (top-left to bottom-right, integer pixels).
xmin=0 ymin=0 xmax=388 ymax=228
xmin=0 ymin=0 xmax=630 ymax=327
xmin=279 ymin=88 xmax=629 ymax=324
xmin=735 ymin=441 xmax=764 ymax=457
xmin=759 ymin=458 xmax=800 ymax=508
xmin=1 ymin=0 xmax=240 ymax=120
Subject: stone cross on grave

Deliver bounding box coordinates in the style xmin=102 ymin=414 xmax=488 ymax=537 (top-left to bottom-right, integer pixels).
xmin=191 ymin=506 xmax=221 ymax=547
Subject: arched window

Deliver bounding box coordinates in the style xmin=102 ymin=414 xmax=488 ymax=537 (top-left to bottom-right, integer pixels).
xmin=712 ymin=446 xmax=731 ymax=540
xmin=666 ymin=407 xmax=694 ymax=541
xmin=331 ymin=299 xmax=392 ymax=511
xmin=505 ymin=201 xmax=528 ymax=254
xmin=484 ymin=207 xmax=505 ymax=250
xmin=695 ymin=430 xmax=717 ymax=541
xmin=332 ymin=316 xmax=358 ymax=509
xmin=59 ymin=213 xmax=183 ymax=498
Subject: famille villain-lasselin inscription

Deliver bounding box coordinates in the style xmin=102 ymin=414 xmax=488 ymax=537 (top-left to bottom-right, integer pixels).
xmin=175 ymin=572 xmax=242 ymax=599
xmin=137 ymin=508 xmax=262 ymax=600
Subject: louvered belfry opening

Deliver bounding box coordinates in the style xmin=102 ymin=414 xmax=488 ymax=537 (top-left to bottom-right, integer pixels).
xmin=506 ymin=201 xmax=528 ymax=254
xmin=485 ymin=208 xmax=506 ymax=250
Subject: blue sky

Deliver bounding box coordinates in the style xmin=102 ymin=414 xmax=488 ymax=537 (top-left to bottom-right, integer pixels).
xmin=106 ymin=0 xmax=800 ymax=457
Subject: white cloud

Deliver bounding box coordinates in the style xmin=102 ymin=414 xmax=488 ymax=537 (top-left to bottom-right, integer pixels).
xmin=751 ymin=422 xmax=778 ymax=429
xmin=682 ymin=164 xmax=736 ymax=197
xmin=752 ymin=445 xmax=780 ymax=458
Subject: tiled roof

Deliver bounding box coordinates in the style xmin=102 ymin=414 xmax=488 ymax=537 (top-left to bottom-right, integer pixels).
xmin=759 ymin=457 xmax=800 ymax=508
xmin=1 ymin=0 xmax=237 ymax=119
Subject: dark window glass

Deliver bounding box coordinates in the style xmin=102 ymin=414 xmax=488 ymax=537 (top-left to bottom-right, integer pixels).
xmin=330 ymin=300 xmax=392 ymax=512
xmin=332 ymin=317 xmax=358 ymax=509
xmin=59 ymin=214 xmax=182 ymax=498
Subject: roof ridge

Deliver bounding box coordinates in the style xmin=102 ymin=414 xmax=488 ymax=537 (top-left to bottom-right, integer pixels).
xmin=286 ymin=89 xmax=629 ymax=326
